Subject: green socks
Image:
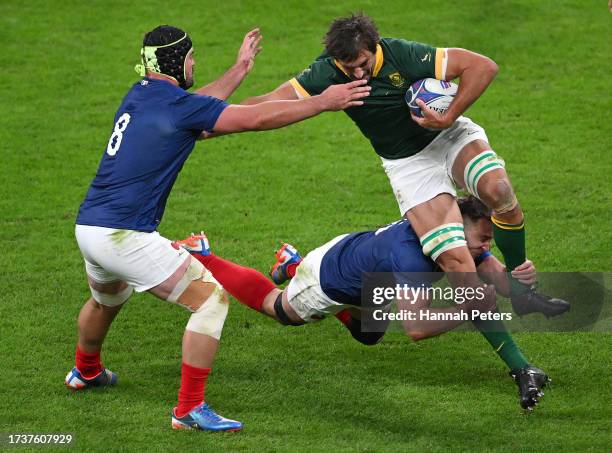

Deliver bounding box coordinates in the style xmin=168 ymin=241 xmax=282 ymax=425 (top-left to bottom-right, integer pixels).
xmin=491 ymin=216 xmax=528 ymax=296
xmin=472 ymin=316 xmax=529 ymax=370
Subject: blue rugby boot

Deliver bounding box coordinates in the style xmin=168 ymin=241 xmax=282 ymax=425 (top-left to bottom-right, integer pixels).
xmin=269 ymin=243 xmax=302 ymax=285
xmin=65 ymin=367 xmax=118 ymax=390
xmin=171 ymin=403 xmax=243 ymax=432
xmin=172 ymin=232 xmax=211 ymax=258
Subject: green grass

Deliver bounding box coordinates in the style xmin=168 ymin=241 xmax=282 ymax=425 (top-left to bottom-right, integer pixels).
xmin=1 ymin=0 xmax=611 ymax=451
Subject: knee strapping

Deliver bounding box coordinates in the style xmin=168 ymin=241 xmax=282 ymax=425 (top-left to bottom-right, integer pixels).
xmin=170 ymin=256 xmax=229 ymax=340
xmin=491 ymin=179 xmax=518 ymax=214
xmin=463 ymin=150 xmax=505 ymax=199
xmin=274 ymin=293 xmax=305 ymax=326
xmin=419 ymin=223 xmax=467 ymax=261
xmin=90 ymin=285 xmax=133 ymax=307
xmin=185 ymin=286 xmax=229 ymax=340
xmin=167 ymin=256 xmax=209 ymax=304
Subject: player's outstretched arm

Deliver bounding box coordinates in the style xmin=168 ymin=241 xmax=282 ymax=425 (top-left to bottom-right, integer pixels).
xmin=398 ymin=294 xmax=469 ymax=342
xmin=400 ymin=285 xmax=497 ymax=341
xmin=240 ymin=81 xmax=299 ymax=105
xmin=411 ymin=48 xmax=498 ymax=129
xmin=212 ymin=80 xmax=370 ymax=133
xmin=195 ymin=28 xmax=263 ymax=100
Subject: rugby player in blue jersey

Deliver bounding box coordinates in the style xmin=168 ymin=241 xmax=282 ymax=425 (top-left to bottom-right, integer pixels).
xmin=66 ymin=25 xmax=370 ymax=432
xmin=175 ymin=197 xmax=551 ymax=410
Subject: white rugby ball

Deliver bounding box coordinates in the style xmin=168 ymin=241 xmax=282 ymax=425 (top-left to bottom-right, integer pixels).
xmin=405 ymin=78 xmax=458 ymax=118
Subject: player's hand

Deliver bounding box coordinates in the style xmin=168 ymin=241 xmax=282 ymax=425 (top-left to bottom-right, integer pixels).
xmin=609 ymin=0 xmax=612 ymax=12
xmin=511 ymin=259 xmax=537 ymax=286
xmin=319 ymin=80 xmax=371 ymax=111
xmin=410 ymin=99 xmax=455 ymax=129
xmin=237 ymin=28 xmax=263 ymax=74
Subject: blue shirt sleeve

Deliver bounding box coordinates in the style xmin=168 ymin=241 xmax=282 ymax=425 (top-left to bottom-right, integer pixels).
xmin=173 ymin=93 xmax=229 ymax=133
xmin=474 ymin=250 xmax=493 ymax=267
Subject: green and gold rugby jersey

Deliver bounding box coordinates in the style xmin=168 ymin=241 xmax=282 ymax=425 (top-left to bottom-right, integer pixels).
xmin=290 ymin=38 xmax=447 ymax=160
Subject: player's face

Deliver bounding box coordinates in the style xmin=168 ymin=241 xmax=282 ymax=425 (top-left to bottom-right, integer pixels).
xmin=464 ymin=218 xmax=493 ymax=259
xmin=184 ymin=49 xmax=195 ymax=89
xmin=338 ymin=49 xmax=376 ymax=81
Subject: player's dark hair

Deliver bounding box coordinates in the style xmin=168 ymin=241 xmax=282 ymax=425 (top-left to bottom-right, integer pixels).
xmin=458 ymin=196 xmax=492 ymax=222
xmin=142 ymin=25 xmax=193 ymax=89
xmin=324 ymin=13 xmax=380 ymax=62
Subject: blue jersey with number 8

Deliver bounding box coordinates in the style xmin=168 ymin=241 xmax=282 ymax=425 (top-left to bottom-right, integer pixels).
xmin=76 ymin=78 xmax=227 ymax=232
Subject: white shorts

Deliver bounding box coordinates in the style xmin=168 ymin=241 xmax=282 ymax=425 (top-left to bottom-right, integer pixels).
xmin=75 ymin=224 xmax=189 ymax=293
xmin=381 ymin=116 xmax=489 ymax=215
xmin=286 ymin=234 xmax=349 ymax=322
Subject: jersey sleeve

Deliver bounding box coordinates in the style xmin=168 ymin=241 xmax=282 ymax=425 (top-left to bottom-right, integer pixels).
xmin=388 ymin=38 xmax=447 ymax=81
xmin=172 ymin=93 xmax=229 ymax=133
xmin=289 ymin=60 xmax=337 ymax=98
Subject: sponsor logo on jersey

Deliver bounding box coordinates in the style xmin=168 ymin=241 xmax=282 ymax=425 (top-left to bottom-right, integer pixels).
xmin=388 ymin=72 xmax=405 ymax=88
xmin=421 ymin=53 xmax=431 ymax=62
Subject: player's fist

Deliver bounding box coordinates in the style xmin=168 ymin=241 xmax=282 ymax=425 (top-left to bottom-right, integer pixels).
xmin=319 ymin=80 xmax=371 ymax=111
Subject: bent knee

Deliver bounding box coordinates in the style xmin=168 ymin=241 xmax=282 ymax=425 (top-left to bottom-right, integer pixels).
xmin=480 ymin=177 xmax=519 ymax=214
xmin=178 ymin=280 xmax=222 ymax=311
xmin=150 ymin=256 xmax=224 ymax=311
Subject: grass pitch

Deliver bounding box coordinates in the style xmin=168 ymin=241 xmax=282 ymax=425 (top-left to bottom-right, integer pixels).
xmin=1 ymin=0 xmax=611 ymax=451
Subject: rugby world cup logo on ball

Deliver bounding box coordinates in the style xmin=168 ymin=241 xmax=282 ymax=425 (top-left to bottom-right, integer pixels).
xmin=405 ymin=78 xmax=458 ymax=118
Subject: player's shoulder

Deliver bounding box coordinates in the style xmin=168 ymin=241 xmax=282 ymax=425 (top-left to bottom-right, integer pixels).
xmin=380 ymin=37 xmax=421 ymax=51
xmin=294 ymin=54 xmax=343 ymax=94
xmin=374 ymin=219 xmax=420 ymax=242
xmin=301 ymin=54 xmax=337 ymax=76
xmin=380 ymin=38 xmax=433 ymax=57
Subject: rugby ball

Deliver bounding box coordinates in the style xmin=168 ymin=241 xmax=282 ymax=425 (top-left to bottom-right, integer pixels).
xmin=405 ymin=78 xmax=458 ymax=118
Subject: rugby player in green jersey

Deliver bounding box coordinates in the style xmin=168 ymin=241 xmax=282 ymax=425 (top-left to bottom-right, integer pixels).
xmin=242 ymin=14 xmax=569 ymax=317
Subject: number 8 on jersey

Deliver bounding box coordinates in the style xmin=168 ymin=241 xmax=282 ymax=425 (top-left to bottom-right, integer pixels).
xmin=106 ymin=113 xmax=132 ymax=156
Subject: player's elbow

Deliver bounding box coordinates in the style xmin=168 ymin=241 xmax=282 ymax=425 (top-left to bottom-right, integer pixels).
xmin=237 ymin=107 xmax=269 ymax=131
xmin=482 ymin=57 xmax=499 ymax=78
xmin=214 ymin=105 xmax=269 ymax=134
xmin=408 ymin=331 xmax=427 ymax=342
xmin=250 ymin=113 xmax=268 ymax=131
xmin=403 ymin=322 xmax=427 ymax=342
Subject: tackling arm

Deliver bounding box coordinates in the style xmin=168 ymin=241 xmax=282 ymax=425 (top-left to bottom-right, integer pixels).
xmin=399 ymin=287 xmax=496 ymax=341
xmin=212 ymin=80 xmax=370 ymax=133
xmin=398 ymin=293 xmax=465 ymax=341
xmin=199 ymin=81 xmax=299 ymax=139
